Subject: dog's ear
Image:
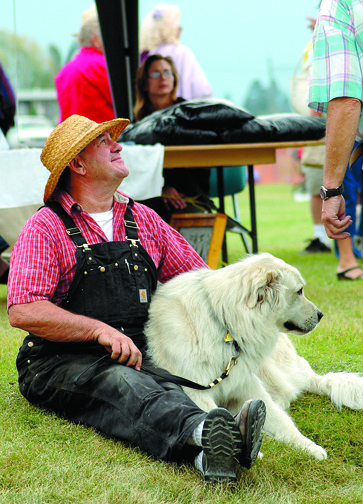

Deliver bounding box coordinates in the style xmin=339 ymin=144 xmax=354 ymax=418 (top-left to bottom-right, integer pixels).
xmin=245 ymin=269 xmax=280 ymax=308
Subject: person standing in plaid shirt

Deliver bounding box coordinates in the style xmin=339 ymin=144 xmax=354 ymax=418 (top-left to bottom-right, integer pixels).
xmin=310 ymin=0 xmax=363 ymax=248
xmin=7 ymin=114 xmax=265 ymax=485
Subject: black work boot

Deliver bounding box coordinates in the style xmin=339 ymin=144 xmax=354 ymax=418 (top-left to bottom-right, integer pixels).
xmin=201 ymin=408 xmax=243 ymax=484
xmin=234 ymin=399 xmax=266 ymax=469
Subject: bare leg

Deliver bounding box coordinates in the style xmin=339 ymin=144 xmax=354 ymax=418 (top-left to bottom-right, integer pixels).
xmin=336 ymin=237 xmax=363 ymax=279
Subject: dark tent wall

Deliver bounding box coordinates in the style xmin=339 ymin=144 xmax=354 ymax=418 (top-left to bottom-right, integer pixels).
xmin=95 ymin=0 xmax=139 ymax=121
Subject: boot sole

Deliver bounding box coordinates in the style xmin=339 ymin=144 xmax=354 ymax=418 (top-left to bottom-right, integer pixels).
xmin=202 ymin=408 xmax=243 ymax=484
xmin=239 ymin=399 xmax=266 ymax=469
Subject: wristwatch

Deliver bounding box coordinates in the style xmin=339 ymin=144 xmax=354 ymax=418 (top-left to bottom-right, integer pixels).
xmin=319 ymin=184 xmax=344 ymax=200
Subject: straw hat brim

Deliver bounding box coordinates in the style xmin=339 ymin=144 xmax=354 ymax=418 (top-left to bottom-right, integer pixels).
xmin=41 ymin=116 xmax=129 ymax=202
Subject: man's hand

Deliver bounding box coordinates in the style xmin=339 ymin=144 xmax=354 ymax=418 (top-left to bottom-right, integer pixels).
xmin=322 ymin=98 xmax=361 ymax=238
xmin=8 ymin=300 xmax=143 ymax=371
xmin=95 ymin=327 xmax=142 ymax=370
xmin=321 ymin=195 xmax=352 ymax=239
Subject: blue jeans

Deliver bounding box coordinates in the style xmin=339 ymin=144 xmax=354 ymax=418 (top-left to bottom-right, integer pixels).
xmin=343 ymin=141 xmax=363 ymax=236
xmin=334 ymin=141 xmax=363 ymax=257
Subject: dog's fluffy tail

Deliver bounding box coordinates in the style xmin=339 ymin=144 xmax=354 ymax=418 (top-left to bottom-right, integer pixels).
xmin=310 ymin=372 xmax=363 ymax=410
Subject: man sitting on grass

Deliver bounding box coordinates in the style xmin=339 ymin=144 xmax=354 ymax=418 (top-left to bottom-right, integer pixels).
xmin=7 ymin=114 xmax=265 ymax=484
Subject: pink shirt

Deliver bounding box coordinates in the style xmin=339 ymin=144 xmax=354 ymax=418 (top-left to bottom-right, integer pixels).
xmin=7 ymin=190 xmax=207 ymax=309
xmin=55 ymin=47 xmax=115 ymax=123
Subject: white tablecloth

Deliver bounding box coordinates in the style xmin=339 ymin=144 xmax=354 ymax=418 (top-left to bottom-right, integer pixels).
xmin=119 ymin=143 xmax=164 ymax=200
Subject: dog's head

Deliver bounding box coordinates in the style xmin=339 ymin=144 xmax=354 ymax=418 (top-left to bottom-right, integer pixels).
xmin=209 ymin=253 xmax=323 ymax=335
xmin=244 ymin=253 xmax=323 ymax=334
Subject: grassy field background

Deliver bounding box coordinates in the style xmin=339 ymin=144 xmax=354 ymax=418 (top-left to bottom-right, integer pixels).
xmin=1 ymin=183 xmax=363 ymax=503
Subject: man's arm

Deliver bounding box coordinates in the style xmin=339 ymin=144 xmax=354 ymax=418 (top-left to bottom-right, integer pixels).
xmin=322 ymin=97 xmax=361 ymax=238
xmin=9 ymin=300 xmax=142 ymax=370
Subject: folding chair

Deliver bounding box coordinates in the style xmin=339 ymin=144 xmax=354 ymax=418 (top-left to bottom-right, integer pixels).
xmin=209 ymin=165 xmax=252 ymax=262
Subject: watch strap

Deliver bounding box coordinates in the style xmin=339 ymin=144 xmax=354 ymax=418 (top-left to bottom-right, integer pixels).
xmin=320 ymin=184 xmax=344 ymax=200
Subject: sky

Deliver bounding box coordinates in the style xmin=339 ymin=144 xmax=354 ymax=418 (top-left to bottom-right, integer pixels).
xmin=1 ymin=0 xmax=321 ymax=107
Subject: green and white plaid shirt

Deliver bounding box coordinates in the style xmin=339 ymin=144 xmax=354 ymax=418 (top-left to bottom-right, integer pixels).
xmin=309 ymin=0 xmax=363 ymax=140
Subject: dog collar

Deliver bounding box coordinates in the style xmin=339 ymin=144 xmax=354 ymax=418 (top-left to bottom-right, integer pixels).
xmin=224 ymin=332 xmax=233 ymax=342
xmin=224 ymin=332 xmax=241 ymax=354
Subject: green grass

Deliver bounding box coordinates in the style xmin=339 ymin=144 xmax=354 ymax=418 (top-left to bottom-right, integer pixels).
xmin=1 ymin=184 xmax=363 ymax=503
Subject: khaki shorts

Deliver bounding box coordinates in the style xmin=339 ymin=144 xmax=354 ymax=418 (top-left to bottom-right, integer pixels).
xmin=301 ymin=164 xmax=323 ymax=196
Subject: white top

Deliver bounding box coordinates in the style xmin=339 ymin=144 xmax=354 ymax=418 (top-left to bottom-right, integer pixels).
xmin=89 ymin=209 xmax=113 ymax=240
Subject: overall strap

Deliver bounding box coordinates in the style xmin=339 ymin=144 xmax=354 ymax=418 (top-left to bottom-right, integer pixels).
xmin=44 ymin=202 xmax=88 ymax=247
xmin=124 ymin=205 xmax=141 ymax=262
xmin=44 ymin=201 xmax=97 ymax=266
xmin=123 ymin=205 xmax=158 ymax=291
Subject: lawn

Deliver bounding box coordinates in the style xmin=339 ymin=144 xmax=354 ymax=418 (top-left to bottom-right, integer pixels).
xmin=1 ymin=183 xmax=362 ymax=504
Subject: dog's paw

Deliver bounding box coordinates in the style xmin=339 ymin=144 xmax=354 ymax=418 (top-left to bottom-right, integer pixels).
xmin=306 ymin=443 xmax=328 ymax=460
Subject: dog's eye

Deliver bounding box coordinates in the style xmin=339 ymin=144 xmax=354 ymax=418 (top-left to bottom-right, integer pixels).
xmin=297 ymin=288 xmax=303 ymax=295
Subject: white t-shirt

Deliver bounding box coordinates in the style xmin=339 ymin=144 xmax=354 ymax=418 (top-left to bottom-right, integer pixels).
xmin=89 ymin=208 xmax=113 ymax=241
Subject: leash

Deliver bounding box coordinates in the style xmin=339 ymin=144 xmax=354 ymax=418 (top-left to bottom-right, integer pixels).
xmin=74 ymin=333 xmax=240 ymax=390
xmin=141 ymin=354 xmax=238 ymax=390
xmin=73 ymin=354 xmax=110 ymax=386
xmin=141 ymin=332 xmax=240 ymax=390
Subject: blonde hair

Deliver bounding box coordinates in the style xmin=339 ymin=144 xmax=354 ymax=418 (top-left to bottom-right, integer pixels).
xmin=140 ymin=4 xmax=181 ymax=52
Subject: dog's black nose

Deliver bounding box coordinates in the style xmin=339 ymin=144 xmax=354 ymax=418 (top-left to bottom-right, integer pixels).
xmin=318 ymin=311 xmax=323 ymax=321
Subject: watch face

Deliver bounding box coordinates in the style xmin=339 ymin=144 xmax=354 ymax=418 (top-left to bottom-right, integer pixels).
xmin=320 ymin=186 xmax=326 ymax=199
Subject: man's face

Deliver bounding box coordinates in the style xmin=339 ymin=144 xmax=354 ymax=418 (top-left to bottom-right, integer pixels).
xmin=77 ymin=131 xmax=129 ymax=184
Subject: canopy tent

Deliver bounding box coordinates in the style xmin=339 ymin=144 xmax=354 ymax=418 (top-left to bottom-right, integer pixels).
xmin=95 ymin=0 xmax=139 ymax=121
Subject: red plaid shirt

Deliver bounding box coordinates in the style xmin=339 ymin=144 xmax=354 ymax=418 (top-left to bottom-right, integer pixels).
xmin=7 ymin=190 xmax=207 ymax=309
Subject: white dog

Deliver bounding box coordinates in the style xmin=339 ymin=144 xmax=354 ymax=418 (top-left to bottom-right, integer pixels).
xmin=145 ymin=253 xmax=363 ymax=460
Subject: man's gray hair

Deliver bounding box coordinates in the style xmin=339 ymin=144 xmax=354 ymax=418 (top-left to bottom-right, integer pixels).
xmin=78 ymin=15 xmax=100 ymax=48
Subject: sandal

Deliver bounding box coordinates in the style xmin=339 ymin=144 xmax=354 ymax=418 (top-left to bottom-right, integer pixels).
xmin=337 ymin=266 xmax=363 ymax=280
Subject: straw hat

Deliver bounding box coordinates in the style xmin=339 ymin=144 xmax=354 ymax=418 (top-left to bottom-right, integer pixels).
xmin=41 ymin=115 xmax=129 ymax=202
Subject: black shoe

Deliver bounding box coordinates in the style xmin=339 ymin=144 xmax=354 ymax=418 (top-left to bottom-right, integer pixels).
xmin=234 ymin=399 xmax=266 ymax=469
xmin=298 ymin=238 xmax=331 ymax=254
xmin=202 ymin=408 xmax=243 ymax=484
